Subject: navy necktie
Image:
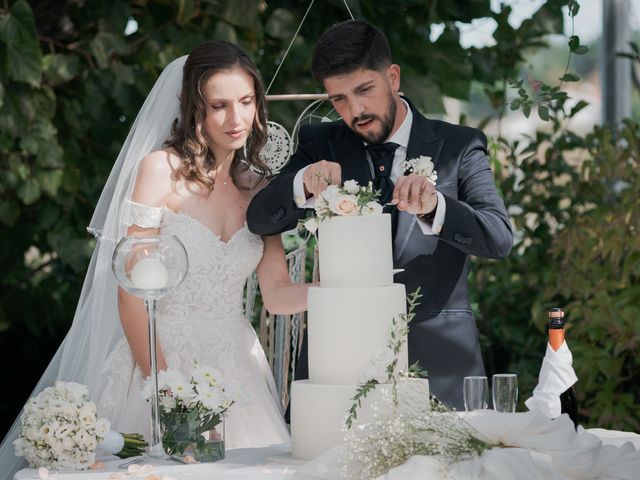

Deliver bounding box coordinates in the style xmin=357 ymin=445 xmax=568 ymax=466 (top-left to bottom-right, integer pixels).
xmin=366 ymin=142 xmax=399 ymax=205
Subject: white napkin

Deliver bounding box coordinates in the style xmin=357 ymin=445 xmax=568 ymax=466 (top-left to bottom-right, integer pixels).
xmin=525 ymin=341 xmax=578 ymax=419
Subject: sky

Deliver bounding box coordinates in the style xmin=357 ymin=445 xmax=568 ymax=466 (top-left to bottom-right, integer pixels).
xmin=432 ymin=0 xmax=640 ymax=48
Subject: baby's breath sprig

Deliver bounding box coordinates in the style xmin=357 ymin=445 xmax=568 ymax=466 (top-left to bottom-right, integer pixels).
xmin=342 ymin=392 xmax=495 ymax=480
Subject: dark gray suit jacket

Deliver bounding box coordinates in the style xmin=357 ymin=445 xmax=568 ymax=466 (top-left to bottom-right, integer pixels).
xmin=247 ymin=98 xmax=514 ymax=409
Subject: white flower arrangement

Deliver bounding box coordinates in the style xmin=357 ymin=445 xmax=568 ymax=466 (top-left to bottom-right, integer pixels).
xmin=402 ymin=155 xmax=438 ymax=184
xmin=301 ymin=180 xmax=383 ymax=234
xmin=13 ymin=381 xmax=110 ymax=470
xmin=143 ymin=364 xmax=236 ymax=459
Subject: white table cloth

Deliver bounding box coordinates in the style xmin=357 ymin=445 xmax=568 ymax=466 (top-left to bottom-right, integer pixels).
xmin=15 ymin=427 xmax=640 ymax=480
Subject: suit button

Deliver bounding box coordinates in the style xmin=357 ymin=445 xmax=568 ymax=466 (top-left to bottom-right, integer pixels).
xmin=270 ymin=207 xmax=286 ymax=222
xmin=454 ymin=233 xmax=471 ymax=245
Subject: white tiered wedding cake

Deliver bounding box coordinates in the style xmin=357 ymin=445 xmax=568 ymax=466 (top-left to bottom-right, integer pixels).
xmin=290 ymin=213 xmax=429 ymax=460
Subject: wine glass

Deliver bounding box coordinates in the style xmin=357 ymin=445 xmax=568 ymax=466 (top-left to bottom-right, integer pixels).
xmin=112 ymin=234 xmax=188 ymax=458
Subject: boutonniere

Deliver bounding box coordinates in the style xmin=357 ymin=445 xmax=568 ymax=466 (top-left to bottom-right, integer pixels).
xmin=402 ymin=155 xmax=438 ymax=185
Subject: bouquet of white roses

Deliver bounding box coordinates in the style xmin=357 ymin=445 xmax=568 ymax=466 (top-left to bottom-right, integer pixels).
xmin=13 ymin=381 xmax=110 ymax=470
xmin=143 ymin=365 xmax=235 ymax=461
xmin=302 ymin=180 xmax=383 ymax=234
xmin=14 ymin=381 xmax=147 ymax=470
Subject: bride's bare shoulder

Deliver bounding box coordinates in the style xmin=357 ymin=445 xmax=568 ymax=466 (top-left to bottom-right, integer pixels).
xmin=138 ymin=149 xmax=182 ymax=178
xmin=132 ymin=149 xmax=183 ymax=204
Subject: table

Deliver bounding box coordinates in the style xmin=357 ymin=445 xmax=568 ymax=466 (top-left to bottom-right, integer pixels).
xmin=15 ymin=429 xmax=640 ymax=480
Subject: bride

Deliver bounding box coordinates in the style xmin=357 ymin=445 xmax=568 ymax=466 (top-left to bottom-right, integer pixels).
xmin=0 ymin=40 xmax=306 ymax=476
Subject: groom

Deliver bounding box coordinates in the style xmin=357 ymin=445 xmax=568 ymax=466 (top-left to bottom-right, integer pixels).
xmin=247 ymin=20 xmax=513 ymax=409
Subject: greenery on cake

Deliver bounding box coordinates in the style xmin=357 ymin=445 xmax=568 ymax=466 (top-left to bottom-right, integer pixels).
xmin=345 ymin=288 xmax=425 ymax=429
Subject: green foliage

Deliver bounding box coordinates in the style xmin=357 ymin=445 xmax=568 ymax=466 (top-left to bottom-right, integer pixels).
xmin=473 ymin=82 xmax=640 ymax=431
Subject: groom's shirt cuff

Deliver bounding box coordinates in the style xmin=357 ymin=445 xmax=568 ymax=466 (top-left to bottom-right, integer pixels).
xmin=293 ymin=167 xmax=316 ymax=209
xmin=416 ymin=191 xmax=445 ymax=235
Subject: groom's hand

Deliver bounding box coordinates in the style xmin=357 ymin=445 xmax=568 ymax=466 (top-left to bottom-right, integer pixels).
xmin=392 ymin=174 xmax=437 ymax=215
xmin=303 ymin=160 xmax=342 ymax=198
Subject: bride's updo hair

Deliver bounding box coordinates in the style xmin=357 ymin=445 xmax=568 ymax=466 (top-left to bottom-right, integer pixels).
xmin=165 ymin=40 xmax=270 ymax=190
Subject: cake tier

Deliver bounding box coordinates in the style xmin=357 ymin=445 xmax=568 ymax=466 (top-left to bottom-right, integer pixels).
xmin=308 ymin=283 xmax=407 ymax=384
xmin=318 ymin=214 xmax=393 ymax=288
xmin=290 ymin=379 xmax=430 ymax=460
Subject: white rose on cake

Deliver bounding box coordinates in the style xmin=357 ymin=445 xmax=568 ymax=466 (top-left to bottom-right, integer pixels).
xmin=361 ymin=201 xmax=383 ymax=216
xmin=342 ymin=179 xmax=360 ymax=195
xmin=359 ymin=347 xmax=396 ymax=384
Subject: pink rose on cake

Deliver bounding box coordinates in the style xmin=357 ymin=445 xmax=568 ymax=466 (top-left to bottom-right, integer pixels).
xmin=329 ymin=194 xmax=359 ymax=216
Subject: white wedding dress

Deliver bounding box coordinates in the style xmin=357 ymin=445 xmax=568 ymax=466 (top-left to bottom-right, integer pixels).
xmin=97 ymin=202 xmax=290 ymax=448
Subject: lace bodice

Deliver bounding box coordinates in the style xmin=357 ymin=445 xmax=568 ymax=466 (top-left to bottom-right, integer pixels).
xmin=158 ymin=209 xmax=263 ymax=317
xmin=125 ymin=200 xmax=264 ymax=318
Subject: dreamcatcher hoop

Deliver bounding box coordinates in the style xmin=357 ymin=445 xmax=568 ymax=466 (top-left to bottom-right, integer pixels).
xmin=260 ymin=121 xmax=293 ymax=174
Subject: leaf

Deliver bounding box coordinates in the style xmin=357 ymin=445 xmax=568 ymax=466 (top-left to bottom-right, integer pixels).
xmin=0 ymin=200 xmax=20 ymax=226
xmin=568 ymin=35 xmax=580 ymax=51
xmin=522 ymin=104 xmax=531 ymax=118
xmin=0 ymin=0 xmax=43 ymax=85
xmin=570 ymin=100 xmax=589 ymax=117
xmin=43 ymin=54 xmax=81 ymax=85
xmin=569 ymin=0 xmax=580 ymax=17
xmin=0 ymin=80 xmax=4 ymax=110
xmin=617 ymin=52 xmax=639 ymax=60
xmin=37 ymin=170 xmax=64 ymax=197
xmin=265 ymin=8 xmax=296 ymax=40
xmin=177 ymin=0 xmax=199 ymax=26
xmin=17 ymin=178 xmax=41 ymax=205
xmin=510 ymin=99 xmax=521 ymax=110
xmin=560 ymin=72 xmax=580 ymax=82
xmin=538 ymin=105 xmax=550 ymax=121
xmin=89 ymin=31 xmax=128 ymax=69
xmin=573 ymin=45 xmax=589 ymax=55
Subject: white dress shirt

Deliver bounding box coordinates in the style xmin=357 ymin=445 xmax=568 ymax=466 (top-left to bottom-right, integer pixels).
xmin=293 ymin=99 xmax=445 ymax=235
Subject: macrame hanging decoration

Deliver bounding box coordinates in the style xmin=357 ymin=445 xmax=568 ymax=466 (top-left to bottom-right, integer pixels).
xmin=259 ymin=121 xmax=293 ymax=174
xmin=258 ymin=0 xmax=355 ymax=174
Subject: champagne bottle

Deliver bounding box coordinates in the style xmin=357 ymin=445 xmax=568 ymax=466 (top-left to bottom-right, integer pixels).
xmin=547 ymin=307 xmax=578 ymax=428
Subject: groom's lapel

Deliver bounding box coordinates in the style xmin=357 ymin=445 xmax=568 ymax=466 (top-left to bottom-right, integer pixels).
xmin=405 ymin=100 xmax=444 ymax=171
xmin=393 ymin=99 xmax=444 ymax=246
xmin=327 ymin=125 xmax=371 ymax=184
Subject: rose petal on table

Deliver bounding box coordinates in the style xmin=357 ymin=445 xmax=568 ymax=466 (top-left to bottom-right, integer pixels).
xmin=109 ymin=474 xmax=126 ymax=480
xmin=37 ymin=468 xmax=49 ymax=479
xmin=183 ymin=455 xmax=197 ymax=464
xmin=90 ymin=460 xmax=106 ymax=470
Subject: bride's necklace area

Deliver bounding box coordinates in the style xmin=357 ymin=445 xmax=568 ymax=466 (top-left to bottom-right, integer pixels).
xmin=211 ymin=163 xmax=232 ymax=187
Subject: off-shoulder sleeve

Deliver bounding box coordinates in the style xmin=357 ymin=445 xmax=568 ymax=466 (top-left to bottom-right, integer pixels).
xmin=124 ymin=200 xmax=164 ymax=228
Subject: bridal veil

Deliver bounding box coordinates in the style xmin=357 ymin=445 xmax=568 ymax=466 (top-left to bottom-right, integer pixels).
xmin=0 ymin=56 xmax=186 ymax=478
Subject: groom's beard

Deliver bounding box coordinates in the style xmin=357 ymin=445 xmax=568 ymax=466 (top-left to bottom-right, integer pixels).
xmin=350 ymin=90 xmax=397 ymax=145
